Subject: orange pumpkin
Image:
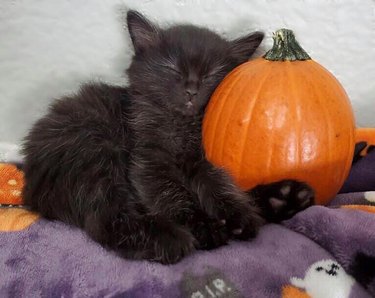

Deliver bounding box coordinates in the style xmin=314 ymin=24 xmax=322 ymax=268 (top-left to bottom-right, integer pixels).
xmin=203 ymin=29 xmax=355 ymax=205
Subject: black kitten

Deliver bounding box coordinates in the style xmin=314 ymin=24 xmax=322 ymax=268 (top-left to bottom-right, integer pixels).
xmin=22 ymin=11 xmax=313 ymax=264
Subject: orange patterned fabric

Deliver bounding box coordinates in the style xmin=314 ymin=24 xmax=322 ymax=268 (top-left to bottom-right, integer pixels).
xmin=282 ymin=285 xmax=310 ymax=298
xmin=342 ymin=205 xmax=375 ymax=214
xmin=0 ymin=208 xmax=39 ymax=231
xmin=0 ymin=164 xmax=38 ymax=231
xmin=0 ymin=163 xmax=24 ymax=205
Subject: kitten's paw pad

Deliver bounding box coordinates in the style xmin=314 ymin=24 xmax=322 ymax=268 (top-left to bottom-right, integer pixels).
xmin=296 ymin=189 xmax=314 ymax=208
xmin=152 ymin=225 xmax=196 ymax=264
xmin=261 ymin=180 xmax=314 ymax=221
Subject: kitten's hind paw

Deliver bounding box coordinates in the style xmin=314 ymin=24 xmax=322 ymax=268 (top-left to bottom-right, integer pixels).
xmin=251 ymin=180 xmax=314 ymax=222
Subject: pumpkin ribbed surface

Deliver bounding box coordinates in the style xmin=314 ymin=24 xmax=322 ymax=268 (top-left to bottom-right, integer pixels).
xmin=203 ymin=38 xmax=355 ymax=205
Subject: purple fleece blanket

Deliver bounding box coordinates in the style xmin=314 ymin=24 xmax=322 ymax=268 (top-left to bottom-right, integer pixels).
xmin=1 ymin=151 xmax=375 ymax=297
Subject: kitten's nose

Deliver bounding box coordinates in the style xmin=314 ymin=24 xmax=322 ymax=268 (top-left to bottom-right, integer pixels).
xmin=186 ymin=88 xmax=197 ymax=97
xmin=185 ymin=82 xmax=198 ymax=98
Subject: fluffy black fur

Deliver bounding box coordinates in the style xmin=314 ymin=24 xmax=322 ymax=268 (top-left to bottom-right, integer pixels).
xmin=22 ymin=11 xmax=314 ymax=264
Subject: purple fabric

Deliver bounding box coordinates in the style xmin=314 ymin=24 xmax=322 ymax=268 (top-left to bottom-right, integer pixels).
xmin=284 ymin=203 xmax=375 ymax=295
xmin=329 ymin=192 xmax=371 ymax=206
xmin=340 ymin=149 xmax=375 ymax=193
xmin=0 ymin=193 xmax=374 ymax=298
xmin=1 ymin=146 xmax=375 ymax=297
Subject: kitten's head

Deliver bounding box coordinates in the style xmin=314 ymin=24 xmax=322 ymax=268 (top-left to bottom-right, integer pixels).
xmin=126 ymin=11 xmax=263 ymax=116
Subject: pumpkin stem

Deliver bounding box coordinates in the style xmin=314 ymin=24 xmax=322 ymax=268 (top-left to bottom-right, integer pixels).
xmin=263 ymin=29 xmax=311 ymax=61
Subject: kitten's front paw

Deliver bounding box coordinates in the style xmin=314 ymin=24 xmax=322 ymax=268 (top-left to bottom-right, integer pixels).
xmin=200 ymin=189 xmax=264 ymax=241
xmin=189 ymin=212 xmax=229 ymax=250
xmin=223 ymin=194 xmax=264 ymax=241
xmin=253 ymin=180 xmax=314 ymax=222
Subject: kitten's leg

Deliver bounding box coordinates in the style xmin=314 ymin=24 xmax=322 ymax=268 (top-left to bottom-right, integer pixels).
xmin=130 ymin=149 xmax=229 ymax=250
xmin=248 ymin=180 xmax=314 ymax=222
xmin=130 ymin=151 xmax=196 ymax=223
xmin=188 ymin=159 xmax=265 ymax=240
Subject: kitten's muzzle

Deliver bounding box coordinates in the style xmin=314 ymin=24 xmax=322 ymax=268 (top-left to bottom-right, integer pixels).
xmin=185 ymin=79 xmax=198 ymax=99
xmin=185 ymin=88 xmax=197 ymax=97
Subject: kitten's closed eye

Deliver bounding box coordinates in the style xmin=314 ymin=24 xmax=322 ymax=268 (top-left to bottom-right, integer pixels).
xmin=202 ymin=65 xmax=227 ymax=82
xmin=161 ymin=65 xmax=183 ymax=80
xmin=201 ymin=74 xmax=212 ymax=83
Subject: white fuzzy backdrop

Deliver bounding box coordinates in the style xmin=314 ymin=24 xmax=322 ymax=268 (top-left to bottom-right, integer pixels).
xmin=0 ymin=0 xmax=374 ymax=145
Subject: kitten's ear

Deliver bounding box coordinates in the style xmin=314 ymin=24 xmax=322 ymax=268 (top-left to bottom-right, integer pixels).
xmin=127 ymin=10 xmax=160 ymax=54
xmin=230 ymin=32 xmax=264 ymax=63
